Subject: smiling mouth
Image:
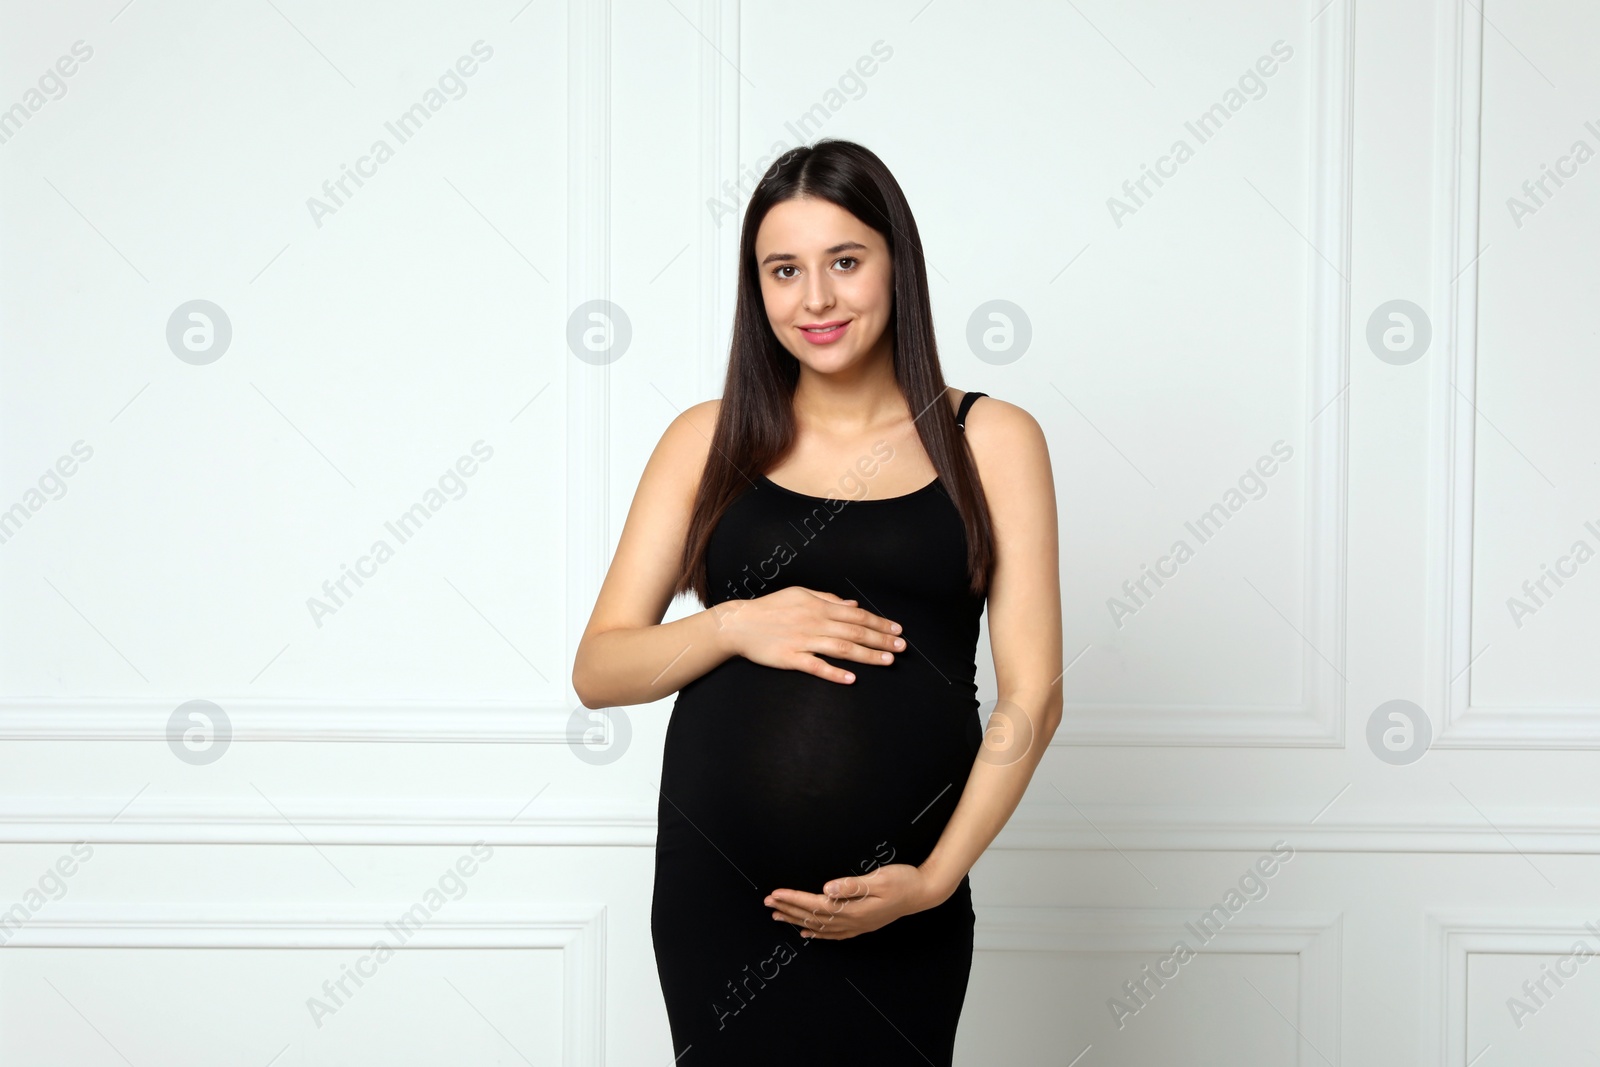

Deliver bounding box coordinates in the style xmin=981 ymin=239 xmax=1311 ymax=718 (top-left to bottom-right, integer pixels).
xmin=798 ymin=321 xmax=851 ymax=341
xmin=796 ymin=321 xmax=857 ymax=347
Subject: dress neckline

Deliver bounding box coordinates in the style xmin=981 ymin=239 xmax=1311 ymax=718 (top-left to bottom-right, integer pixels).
xmin=757 ymin=473 xmax=940 ymax=503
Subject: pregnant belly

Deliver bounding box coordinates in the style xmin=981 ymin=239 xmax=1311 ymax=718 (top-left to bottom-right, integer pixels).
xmin=659 ymin=657 xmax=980 ymax=884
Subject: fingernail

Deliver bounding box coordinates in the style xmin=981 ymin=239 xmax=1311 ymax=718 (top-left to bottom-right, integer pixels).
xmin=891 ymin=623 xmax=902 ymax=633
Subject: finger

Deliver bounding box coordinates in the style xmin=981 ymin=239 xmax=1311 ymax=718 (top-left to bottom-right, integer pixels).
xmin=830 ymin=602 xmax=901 ymax=636
xmin=770 ymin=902 xmax=842 ymax=931
xmin=821 ymin=874 xmax=871 ymax=899
xmin=789 ymin=897 xmax=861 ymax=922
xmin=770 ymin=898 xmax=839 ymax=923
xmin=795 ymin=912 xmax=865 ymax=940
xmin=807 ymin=590 xmax=858 ymax=606
xmin=791 ymin=653 xmax=856 ymax=685
xmin=820 ymin=620 xmax=905 ymax=654
xmin=769 ymin=888 xmax=841 ymax=914
xmin=771 ymin=907 xmax=828 ymax=931
xmin=801 ymin=634 xmax=897 ymax=668
xmin=769 ymin=900 xmax=844 ymax=930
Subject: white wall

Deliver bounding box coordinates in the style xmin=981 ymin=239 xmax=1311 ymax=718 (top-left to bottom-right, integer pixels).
xmin=1 ymin=0 xmax=1596 ymax=1063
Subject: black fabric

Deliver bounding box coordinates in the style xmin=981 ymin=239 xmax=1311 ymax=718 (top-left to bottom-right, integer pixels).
xmin=652 ymin=393 xmax=988 ymax=1065
xmin=955 ymin=389 xmax=986 ymax=429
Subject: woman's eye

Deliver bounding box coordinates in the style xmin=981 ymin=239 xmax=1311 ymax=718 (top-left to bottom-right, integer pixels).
xmin=771 ymin=257 xmax=856 ymax=280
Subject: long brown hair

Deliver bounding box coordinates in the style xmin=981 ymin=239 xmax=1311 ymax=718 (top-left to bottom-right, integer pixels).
xmin=675 ymin=138 xmax=994 ymax=605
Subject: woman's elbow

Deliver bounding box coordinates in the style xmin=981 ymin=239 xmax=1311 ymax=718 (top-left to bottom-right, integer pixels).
xmin=571 ymin=647 xmax=602 ymax=709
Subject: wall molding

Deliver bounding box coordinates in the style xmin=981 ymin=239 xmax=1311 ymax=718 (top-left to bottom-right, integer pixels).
xmin=0 ymin=698 xmax=579 ymax=744
xmin=566 ymin=0 xmax=612 ymax=730
xmin=1422 ymin=910 xmax=1600 ymax=1066
xmin=1 ymin=901 xmax=607 ymax=1067
xmin=1 ymin=3 xmax=613 ymax=749
xmin=993 ymin=801 xmax=1600 ymax=854
xmin=978 ymin=906 xmax=1342 ymax=1063
xmin=701 ymin=0 xmax=741 ymax=399
xmin=1 ymin=2 xmax=1352 ymax=754
xmin=9 ymin=795 xmax=1600 ymax=853
xmin=1054 ymin=0 xmax=1353 ymax=748
xmin=1426 ymin=0 xmax=1600 ymax=747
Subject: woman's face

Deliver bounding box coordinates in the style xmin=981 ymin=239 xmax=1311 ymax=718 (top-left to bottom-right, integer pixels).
xmin=754 ymin=196 xmax=893 ymax=375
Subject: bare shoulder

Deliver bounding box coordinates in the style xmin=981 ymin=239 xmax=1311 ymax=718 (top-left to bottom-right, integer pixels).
xmin=678 ymin=397 xmax=722 ymax=438
xmin=644 ymin=398 xmax=722 ymax=498
xmin=958 ymin=393 xmax=1049 ymax=466
xmin=956 ymin=391 xmax=1039 ymax=436
xmin=661 ymin=398 xmax=722 ymax=452
xmin=585 ymin=398 xmax=724 ymax=634
xmin=956 ymin=393 xmax=1054 ymax=508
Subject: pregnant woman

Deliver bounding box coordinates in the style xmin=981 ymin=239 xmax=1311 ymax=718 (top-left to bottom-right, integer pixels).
xmin=572 ymin=139 xmax=1062 ymax=1065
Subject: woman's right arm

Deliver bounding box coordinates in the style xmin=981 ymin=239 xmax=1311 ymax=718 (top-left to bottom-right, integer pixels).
xmin=571 ymin=401 xmax=905 ymax=709
xmin=571 ymin=401 xmax=732 ymax=709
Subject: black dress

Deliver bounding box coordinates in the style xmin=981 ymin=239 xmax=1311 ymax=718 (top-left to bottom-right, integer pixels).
xmin=652 ymin=391 xmax=989 ymax=1065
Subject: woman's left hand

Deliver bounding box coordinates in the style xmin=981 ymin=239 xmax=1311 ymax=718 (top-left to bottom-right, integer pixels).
xmin=764 ymin=863 xmax=946 ymax=940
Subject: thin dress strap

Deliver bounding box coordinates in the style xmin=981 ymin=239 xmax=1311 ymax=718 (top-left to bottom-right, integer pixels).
xmin=955 ymin=390 xmax=988 ymax=430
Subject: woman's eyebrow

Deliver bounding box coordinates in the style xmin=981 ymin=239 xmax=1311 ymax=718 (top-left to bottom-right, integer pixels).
xmin=759 ymin=241 xmax=869 ymax=267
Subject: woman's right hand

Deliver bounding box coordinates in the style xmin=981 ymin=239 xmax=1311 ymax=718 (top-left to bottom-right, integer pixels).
xmin=711 ymin=586 xmax=905 ymax=683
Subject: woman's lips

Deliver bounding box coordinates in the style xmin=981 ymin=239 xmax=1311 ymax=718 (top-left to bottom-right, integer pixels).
xmin=797 ymin=321 xmax=850 ymax=345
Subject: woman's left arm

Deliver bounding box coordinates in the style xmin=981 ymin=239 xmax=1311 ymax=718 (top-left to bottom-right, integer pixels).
xmin=763 ymin=398 xmax=1063 ymax=935
xmin=913 ymin=397 xmax=1063 ymax=907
